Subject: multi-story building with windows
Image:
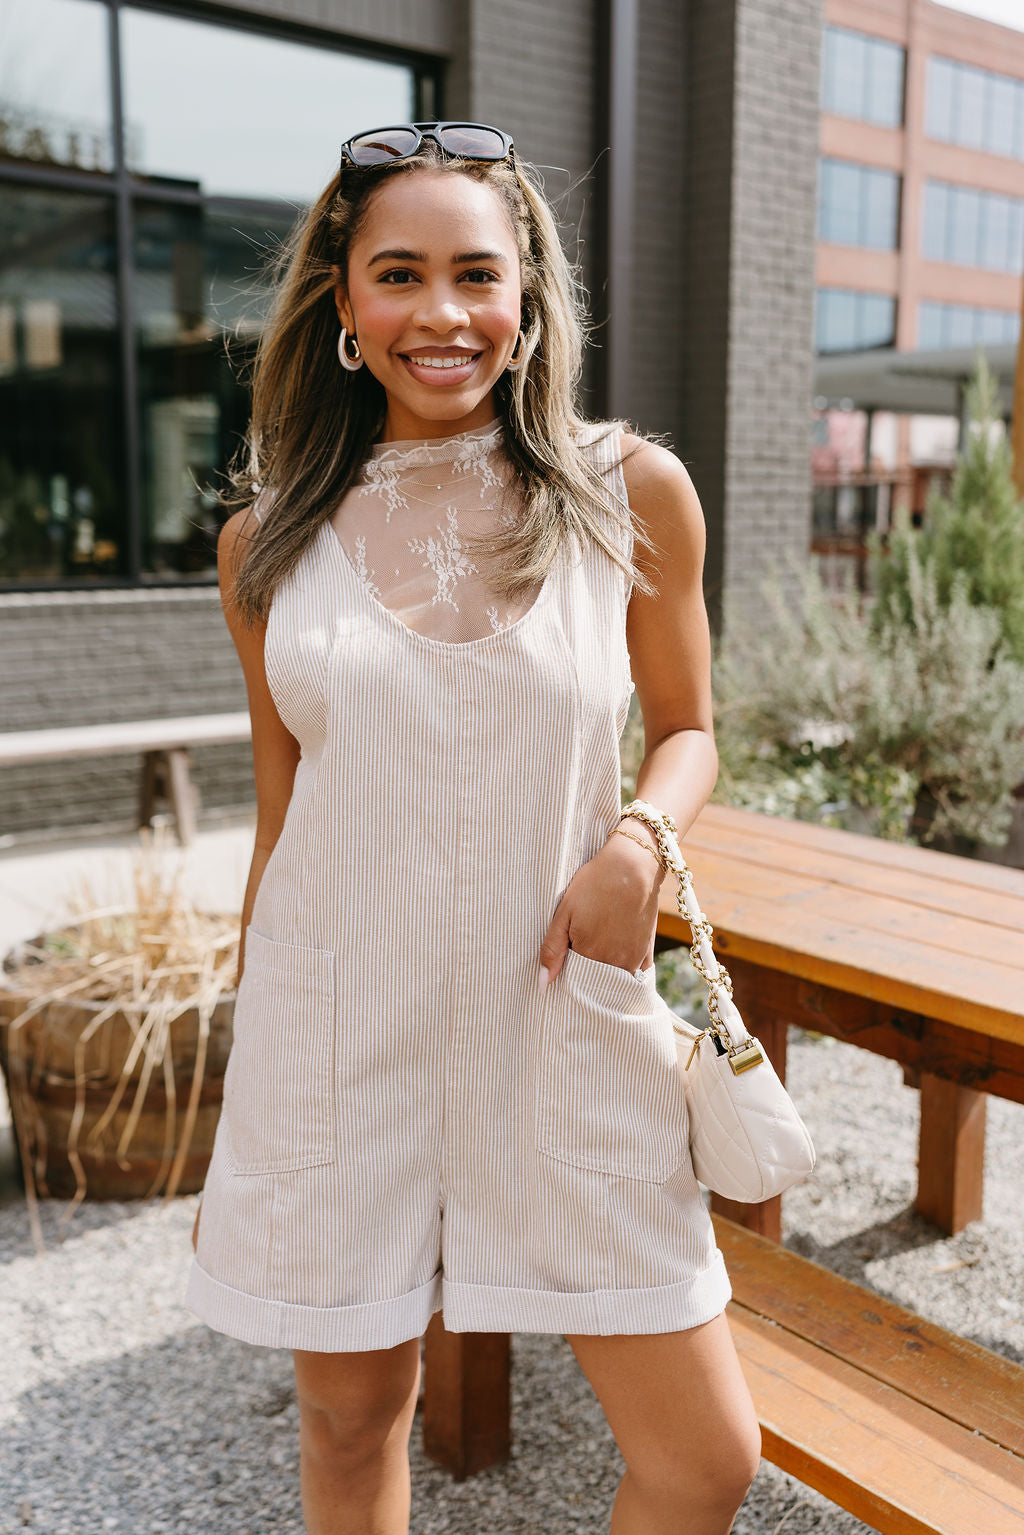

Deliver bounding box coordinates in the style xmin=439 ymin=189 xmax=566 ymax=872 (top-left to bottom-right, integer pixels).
xmin=813 ymin=0 xmax=1024 ymax=547
xmin=0 ymin=0 xmax=825 ymax=841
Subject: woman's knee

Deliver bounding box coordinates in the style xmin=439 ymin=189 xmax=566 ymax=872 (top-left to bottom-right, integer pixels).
xmin=293 ymin=1339 xmax=421 ymax=1466
xmin=626 ymin=1408 xmax=761 ymax=1515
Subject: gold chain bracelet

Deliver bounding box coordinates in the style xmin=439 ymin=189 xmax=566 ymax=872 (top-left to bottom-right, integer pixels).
xmin=612 ymin=824 xmax=664 ymax=865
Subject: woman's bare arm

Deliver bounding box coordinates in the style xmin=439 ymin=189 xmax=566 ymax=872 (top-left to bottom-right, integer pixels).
xmin=621 ymin=434 xmax=718 ymax=850
xmin=537 ymin=435 xmax=716 ymax=982
xmin=217 ymin=512 xmax=301 ymax=986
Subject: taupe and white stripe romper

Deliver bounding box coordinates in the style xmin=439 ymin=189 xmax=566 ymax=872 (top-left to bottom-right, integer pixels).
xmin=185 ymin=416 xmax=732 ymax=1351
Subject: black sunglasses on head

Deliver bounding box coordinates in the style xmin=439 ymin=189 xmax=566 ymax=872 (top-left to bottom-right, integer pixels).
xmin=340 ymin=120 xmax=515 ymax=171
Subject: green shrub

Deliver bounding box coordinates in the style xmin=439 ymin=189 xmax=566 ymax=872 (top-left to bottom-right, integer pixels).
xmin=869 ymin=355 xmax=1024 ymax=665
xmin=711 ymin=554 xmax=1024 ymax=848
xmin=621 ymin=356 xmax=1024 ymax=852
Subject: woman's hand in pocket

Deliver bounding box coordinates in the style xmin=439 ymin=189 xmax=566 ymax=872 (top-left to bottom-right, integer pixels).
xmin=538 ymin=831 xmax=664 ymax=990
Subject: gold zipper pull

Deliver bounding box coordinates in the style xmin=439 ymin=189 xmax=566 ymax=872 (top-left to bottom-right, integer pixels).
xmin=685 ymin=1031 xmax=705 ymax=1071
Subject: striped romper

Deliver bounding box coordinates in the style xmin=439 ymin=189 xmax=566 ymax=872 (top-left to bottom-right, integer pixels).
xmin=184 ymin=415 xmax=733 ymax=1352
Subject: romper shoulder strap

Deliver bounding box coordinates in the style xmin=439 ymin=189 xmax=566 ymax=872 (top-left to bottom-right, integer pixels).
xmin=575 ymin=419 xmax=633 ymax=564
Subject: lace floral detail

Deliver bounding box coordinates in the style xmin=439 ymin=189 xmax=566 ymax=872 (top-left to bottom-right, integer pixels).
xmin=486 ymin=603 xmax=515 ymax=633
xmin=408 ymin=508 xmax=478 ymax=612
xmin=357 ymin=461 xmax=406 ymax=522
xmin=452 ymin=449 xmax=502 ymax=498
xmin=350 ymin=533 xmax=382 ymax=601
xmin=328 ymin=418 xmax=546 ymax=643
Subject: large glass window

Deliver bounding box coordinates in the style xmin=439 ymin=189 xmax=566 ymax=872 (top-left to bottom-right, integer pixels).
xmin=815 ymin=288 xmax=896 ymax=353
xmin=0 ymin=0 xmax=114 ymax=173
xmin=926 ymin=56 xmax=1024 ymax=160
xmin=0 ymin=187 xmax=123 ymax=581
xmin=819 ymin=158 xmax=900 ymax=250
xmin=923 ymin=179 xmax=1024 ymax=273
xmin=120 ymin=9 xmax=415 ymax=204
xmin=133 ymin=200 xmax=297 ymax=578
xmin=821 ymin=25 xmax=905 ymax=128
xmin=0 ymin=0 xmax=426 ymax=587
xmin=918 ymin=301 xmax=1020 ymax=350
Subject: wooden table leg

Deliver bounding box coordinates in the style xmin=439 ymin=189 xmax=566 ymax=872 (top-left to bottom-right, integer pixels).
xmin=915 ymin=1073 xmax=987 ymax=1235
xmin=166 ymin=746 xmax=198 ymax=845
xmin=708 ymin=1018 xmax=789 ymax=1243
xmin=422 ymin=1313 xmax=510 ymax=1479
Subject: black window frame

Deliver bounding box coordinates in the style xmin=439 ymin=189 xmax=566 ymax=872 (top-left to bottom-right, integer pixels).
xmin=0 ymin=0 xmax=440 ymax=592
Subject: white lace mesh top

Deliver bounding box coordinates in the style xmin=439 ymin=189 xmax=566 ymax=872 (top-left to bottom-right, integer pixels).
xmin=253 ymin=417 xmax=546 ymax=644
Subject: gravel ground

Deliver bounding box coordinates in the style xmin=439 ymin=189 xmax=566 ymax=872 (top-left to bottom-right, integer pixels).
xmin=1 ymin=1027 xmax=1021 ymax=1535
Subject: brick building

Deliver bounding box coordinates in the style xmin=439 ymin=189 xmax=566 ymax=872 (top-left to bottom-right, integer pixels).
xmin=0 ymin=0 xmax=822 ymax=841
xmin=813 ymin=0 xmax=1024 ymax=548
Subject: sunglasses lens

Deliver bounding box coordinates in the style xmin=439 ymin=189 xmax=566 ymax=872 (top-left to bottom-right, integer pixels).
xmin=437 ymin=126 xmax=509 ymax=159
xmin=346 ymin=128 xmax=421 ymax=165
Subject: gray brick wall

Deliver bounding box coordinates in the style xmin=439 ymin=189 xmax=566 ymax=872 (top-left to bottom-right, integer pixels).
xmin=0 ymin=592 xmax=252 ymax=842
xmin=631 ymin=0 xmax=689 ymax=440
xmin=681 ymin=0 xmax=821 ymax=633
xmin=723 ymin=0 xmax=821 ymax=633
xmin=446 ymin=0 xmax=602 ymax=405
xmin=205 ymin=0 xmax=453 ymax=54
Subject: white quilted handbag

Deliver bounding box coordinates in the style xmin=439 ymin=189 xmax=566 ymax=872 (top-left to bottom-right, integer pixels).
xmin=622 ymin=801 xmax=816 ymax=1203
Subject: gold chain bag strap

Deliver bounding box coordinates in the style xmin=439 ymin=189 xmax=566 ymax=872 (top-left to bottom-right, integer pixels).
xmin=619 ymin=799 xmax=816 ymax=1202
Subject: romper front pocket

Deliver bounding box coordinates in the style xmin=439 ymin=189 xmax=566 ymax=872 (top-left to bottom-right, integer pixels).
xmin=222 ymin=926 xmax=336 ymax=1176
xmin=536 ymin=946 xmax=688 ymax=1184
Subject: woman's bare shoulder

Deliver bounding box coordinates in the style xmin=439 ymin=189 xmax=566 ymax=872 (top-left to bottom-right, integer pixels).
xmin=216 ymin=508 xmax=263 ymax=637
xmin=617 ymin=433 xmax=705 ymax=559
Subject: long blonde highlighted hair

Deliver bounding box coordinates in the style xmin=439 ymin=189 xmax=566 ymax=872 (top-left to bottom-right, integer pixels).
xmin=222 ymin=140 xmax=663 ymax=626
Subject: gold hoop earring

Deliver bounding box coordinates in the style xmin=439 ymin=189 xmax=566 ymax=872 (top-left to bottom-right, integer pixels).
xmin=338 ymin=326 xmax=363 ymax=372
xmin=506 ymin=329 xmax=527 ymax=372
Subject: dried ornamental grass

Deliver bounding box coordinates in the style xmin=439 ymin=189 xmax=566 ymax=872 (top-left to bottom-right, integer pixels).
xmin=0 ymin=825 xmax=239 ymax=1251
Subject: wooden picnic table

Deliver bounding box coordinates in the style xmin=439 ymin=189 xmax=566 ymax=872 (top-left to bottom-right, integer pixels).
xmin=659 ymin=802 xmax=1024 ymax=1241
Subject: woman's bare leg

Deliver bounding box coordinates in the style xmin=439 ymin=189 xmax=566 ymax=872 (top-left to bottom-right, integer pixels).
xmin=293 ymin=1338 xmax=422 ymax=1535
xmin=567 ymin=1312 xmax=761 ymax=1534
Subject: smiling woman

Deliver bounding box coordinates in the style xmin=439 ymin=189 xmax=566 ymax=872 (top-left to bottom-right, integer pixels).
xmin=331 ymin=175 xmax=524 ymax=426
xmin=186 ymin=123 xmax=759 ymax=1535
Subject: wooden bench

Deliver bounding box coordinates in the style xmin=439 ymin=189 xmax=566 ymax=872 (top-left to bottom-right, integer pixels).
xmin=421 ymin=1215 xmax=1024 ymax=1529
xmin=0 ymin=712 xmax=252 ymax=846
xmin=711 ymin=1214 xmax=1024 ymax=1532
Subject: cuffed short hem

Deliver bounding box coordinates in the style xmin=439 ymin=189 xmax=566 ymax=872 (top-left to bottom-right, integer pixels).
xmin=183 ymin=1259 xmax=444 ymax=1352
xmin=442 ymin=1247 xmax=732 ymax=1336
xmin=184 ymin=1248 xmax=732 ymax=1349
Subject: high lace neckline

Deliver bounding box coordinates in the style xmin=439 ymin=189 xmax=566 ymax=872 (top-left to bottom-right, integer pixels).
xmin=365 ymin=417 xmax=504 ymax=472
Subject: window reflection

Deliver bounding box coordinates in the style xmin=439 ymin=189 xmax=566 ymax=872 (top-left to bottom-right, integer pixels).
xmin=0 ymin=2 xmax=421 ymax=585
xmin=926 ymin=55 xmax=1024 ymax=160
xmin=121 ymin=7 xmax=415 ymax=203
xmin=819 ymin=159 xmax=900 ymax=250
xmin=0 ymin=188 xmax=123 ymax=581
xmin=815 ymin=288 xmax=896 ymax=353
xmin=0 ymin=0 xmax=114 ymax=173
xmin=822 ymin=25 xmax=904 ymax=129
xmin=134 ymin=201 xmax=299 ymax=579
xmin=923 ymin=179 xmax=1024 ymax=273
xmin=918 ymin=301 xmax=1020 ymax=350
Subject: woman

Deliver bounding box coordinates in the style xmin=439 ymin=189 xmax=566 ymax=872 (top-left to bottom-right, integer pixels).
xmin=187 ymin=121 xmax=761 ymax=1534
